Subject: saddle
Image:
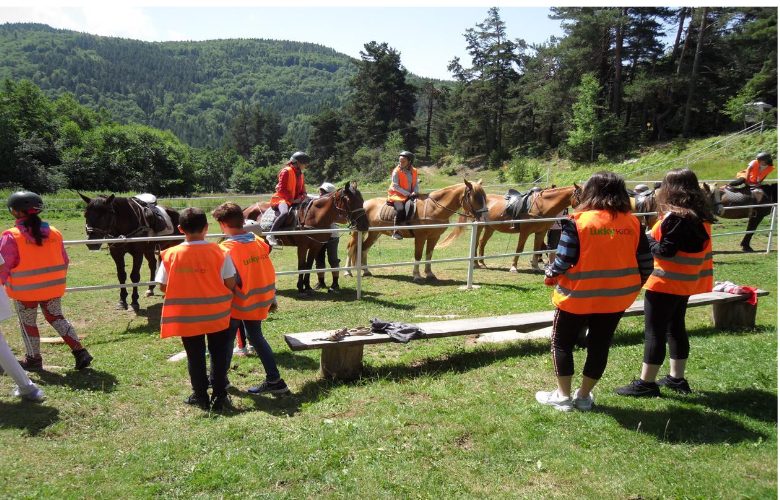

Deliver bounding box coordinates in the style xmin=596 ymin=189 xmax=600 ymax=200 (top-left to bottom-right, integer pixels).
xmin=504 ymin=189 xmax=537 ymax=220
xmin=721 ymin=185 xmax=761 ymax=206
xmin=381 ymin=199 xmax=417 ymax=222
xmin=258 ymin=200 xmax=310 ymax=232
xmin=628 ymin=188 xmax=655 ymax=213
xmin=132 ymin=194 xmax=174 ymax=235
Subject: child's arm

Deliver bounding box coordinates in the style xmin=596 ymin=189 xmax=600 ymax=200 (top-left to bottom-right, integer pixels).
xmin=224 ymin=276 xmax=236 ymax=291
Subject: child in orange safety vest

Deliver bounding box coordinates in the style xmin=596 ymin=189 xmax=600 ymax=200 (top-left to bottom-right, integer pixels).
xmin=538 ymin=172 xmax=653 ymax=412
xmin=616 ymin=168 xmax=716 ymax=397
xmin=387 ymin=150 xmax=419 ymax=240
xmin=156 ymin=207 xmax=236 ymax=411
xmin=0 ymin=191 xmax=92 ymax=372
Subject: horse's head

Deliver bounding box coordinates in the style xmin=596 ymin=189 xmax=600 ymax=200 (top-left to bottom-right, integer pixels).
xmin=462 ymin=178 xmax=488 ymax=221
xmin=701 ymin=182 xmax=723 ymax=215
xmin=79 ymin=192 xmax=115 ymax=251
xmin=336 ymin=181 xmax=369 ymax=231
xmin=571 ymin=183 xmax=582 ymax=209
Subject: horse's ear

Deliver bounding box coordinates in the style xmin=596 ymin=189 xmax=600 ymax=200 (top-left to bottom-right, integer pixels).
xmin=464 ymin=178 xmax=473 ymax=189
xmin=106 ymin=194 xmax=115 ymax=204
xmin=78 ymin=192 xmax=91 ymax=204
xmin=350 ymin=180 xmax=357 ymax=191
xmin=476 ymin=178 xmax=483 ymax=185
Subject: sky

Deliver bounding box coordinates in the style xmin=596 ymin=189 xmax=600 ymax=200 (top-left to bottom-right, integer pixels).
xmin=0 ymin=2 xmax=574 ymax=80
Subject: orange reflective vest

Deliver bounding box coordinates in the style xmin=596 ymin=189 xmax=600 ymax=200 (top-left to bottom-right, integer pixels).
xmin=644 ymin=218 xmax=713 ymax=296
xmin=4 ymin=227 xmax=67 ymax=301
xmin=387 ymin=166 xmax=418 ymax=203
xmin=270 ymin=164 xmax=306 ymax=207
xmin=220 ymin=235 xmax=276 ymax=321
xmin=160 ymin=243 xmax=233 ymax=338
xmin=737 ymin=160 xmax=774 ymax=186
xmin=552 ymin=210 xmax=642 ymax=314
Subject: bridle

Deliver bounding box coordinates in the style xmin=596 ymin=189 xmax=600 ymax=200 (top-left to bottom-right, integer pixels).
xmin=332 ymin=188 xmax=368 ymax=229
xmin=85 ymin=198 xmax=148 ymax=243
xmin=427 ymin=185 xmax=488 ymax=219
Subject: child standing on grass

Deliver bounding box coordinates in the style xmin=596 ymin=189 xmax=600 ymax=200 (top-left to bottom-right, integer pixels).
xmin=156 ymin=207 xmax=236 ymax=410
xmin=212 ymin=203 xmax=289 ymax=395
xmin=616 ymin=168 xmax=715 ymax=397
xmin=538 ymin=172 xmax=653 ymax=411
xmin=0 ymin=191 xmax=92 ymax=372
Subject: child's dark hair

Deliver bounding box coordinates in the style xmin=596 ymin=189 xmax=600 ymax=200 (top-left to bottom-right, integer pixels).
xmin=657 ymin=168 xmax=717 ymax=223
xmin=211 ymin=202 xmax=244 ymax=229
xmin=179 ymin=207 xmax=208 ymax=234
xmin=23 ymin=213 xmax=44 ymax=246
xmin=578 ymin=171 xmax=631 ymax=216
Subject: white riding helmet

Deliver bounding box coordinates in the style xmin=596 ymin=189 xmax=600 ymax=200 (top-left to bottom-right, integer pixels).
xmin=319 ymin=182 xmax=336 ymax=194
xmin=634 ymin=184 xmax=650 ymax=193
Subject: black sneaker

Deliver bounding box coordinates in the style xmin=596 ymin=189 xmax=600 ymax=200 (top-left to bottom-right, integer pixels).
xmin=615 ymin=379 xmax=661 ymax=397
xmin=184 ymin=393 xmax=210 ymax=410
xmin=73 ymin=348 xmax=93 ymax=370
xmin=210 ymin=394 xmax=233 ymax=411
xmin=19 ymin=355 xmax=43 ymax=372
xmin=247 ymin=379 xmax=290 ymax=395
xmin=657 ymin=375 xmax=692 ymax=394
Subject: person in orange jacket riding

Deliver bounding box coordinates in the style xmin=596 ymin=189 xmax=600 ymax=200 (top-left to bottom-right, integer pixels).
xmin=387 ymin=151 xmax=419 ymax=240
xmin=728 ymin=152 xmax=777 ymax=251
xmin=267 ymin=151 xmax=310 ymax=246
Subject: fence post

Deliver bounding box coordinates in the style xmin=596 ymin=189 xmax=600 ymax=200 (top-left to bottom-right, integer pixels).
xmin=355 ymin=231 xmax=363 ymax=300
xmin=766 ymin=205 xmax=776 ymax=254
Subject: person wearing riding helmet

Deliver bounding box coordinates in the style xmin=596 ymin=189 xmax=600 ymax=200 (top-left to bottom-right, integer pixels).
xmin=314 ymin=182 xmax=342 ymax=292
xmin=729 ymin=152 xmax=777 ymax=252
xmin=267 ymin=151 xmax=310 ymax=246
xmin=387 ymin=151 xmax=419 ymax=240
xmin=0 ymin=191 xmax=93 ymax=371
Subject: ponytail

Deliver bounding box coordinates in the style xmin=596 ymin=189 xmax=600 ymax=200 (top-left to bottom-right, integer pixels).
xmin=22 ymin=213 xmax=44 ymax=246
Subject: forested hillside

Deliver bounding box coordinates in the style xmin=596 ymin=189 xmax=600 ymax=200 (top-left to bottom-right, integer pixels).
xmin=0 ymin=23 xmax=357 ymax=148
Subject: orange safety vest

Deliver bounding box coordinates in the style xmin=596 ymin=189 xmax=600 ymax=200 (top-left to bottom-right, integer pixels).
xmin=644 ymin=218 xmax=713 ymax=296
xmin=552 ymin=210 xmax=642 ymax=314
xmin=270 ymin=164 xmax=305 ymax=207
xmin=737 ymin=160 xmax=775 ymax=185
xmin=220 ymin=235 xmax=276 ymax=321
xmin=159 ymin=243 xmax=233 ymax=338
xmin=387 ymin=166 xmax=418 ymax=203
xmin=4 ymin=226 xmax=67 ymax=301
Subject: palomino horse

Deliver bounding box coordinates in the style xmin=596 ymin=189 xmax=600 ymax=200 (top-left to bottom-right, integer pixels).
xmin=244 ymin=182 xmax=369 ymax=295
xmin=439 ymin=185 xmax=581 ymax=273
xmin=79 ymin=194 xmax=180 ymax=310
xmin=345 ymin=179 xmax=488 ymax=282
xmin=702 ymin=183 xmax=778 ymax=251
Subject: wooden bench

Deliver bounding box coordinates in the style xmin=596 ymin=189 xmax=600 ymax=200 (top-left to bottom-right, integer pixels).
xmin=285 ymin=290 xmax=770 ymax=381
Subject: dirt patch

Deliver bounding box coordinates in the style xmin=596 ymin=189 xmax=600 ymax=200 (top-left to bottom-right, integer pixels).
xmin=454 ymin=433 xmax=474 ymax=450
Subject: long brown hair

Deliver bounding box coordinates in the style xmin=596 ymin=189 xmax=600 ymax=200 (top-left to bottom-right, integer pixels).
xmin=577 ymin=171 xmax=631 ymax=217
xmin=656 ymin=168 xmax=717 ymax=223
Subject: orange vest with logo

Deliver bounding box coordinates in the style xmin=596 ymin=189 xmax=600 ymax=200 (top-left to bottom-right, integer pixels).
xmin=387 ymin=166 xmax=418 ymax=202
xmin=5 ymin=226 xmax=67 ymax=301
xmin=220 ymin=235 xmax=276 ymax=321
xmin=644 ymin=218 xmax=713 ymax=296
xmin=270 ymin=164 xmax=305 ymax=207
xmin=737 ymin=160 xmax=774 ymax=185
xmin=552 ymin=210 xmax=642 ymax=314
xmin=160 ymin=243 xmax=232 ymax=338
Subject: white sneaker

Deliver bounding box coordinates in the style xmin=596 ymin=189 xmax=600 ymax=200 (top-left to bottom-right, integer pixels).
xmin=233 ymin=346 xmax=248 ymax=357
xmin=535 ymin=389 xmax=573 ymax=412
xmin=265 ymin=235 xmax=279 ymax=247
xmin=13 ymin=385 xmax=45 ymax=402
xmin=573 ymin=391 xmax=594 ymax=411
xmin=246 ymin=345 xmax=256 ymax=355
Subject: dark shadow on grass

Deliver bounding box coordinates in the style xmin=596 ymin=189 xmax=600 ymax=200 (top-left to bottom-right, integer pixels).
xmin=218 ymin=377 xmax=347 ymax=417
xmin=483 ymin=283 xmax=534 ymax=293
xmin=595 ymin=404 xmax=768 ymax=444
xmin=0 ymin=401 xmax=59 ymax=436
xmin=611 ymin=324 xmax=763 ymax=349
xmin=36 ymin=368 xmax=118 ymax=393
xmin=368 ymin=273 xmax=463 ymax=287
xmin=273 ymin=351 xmax=319 ymax=370
xmin=681 ymin=388 xmax=778 ymax=423
xmin=275 ymin=287 xmax=411 ymax=310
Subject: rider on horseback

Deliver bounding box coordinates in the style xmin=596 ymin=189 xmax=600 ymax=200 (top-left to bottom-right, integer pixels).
xmin=387 ymin=151 xmax=419 ymax=240
xmin=728 ymin=152 xmax=776 ymax=252
xmin=266 ymin=151 xmax=310 ymax=247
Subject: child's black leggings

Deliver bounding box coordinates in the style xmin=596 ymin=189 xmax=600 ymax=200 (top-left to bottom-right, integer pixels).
xmin=551 ymin=308 xmax=624 ymax=379
xmin=643 ymin=289 xmax=690 ymax=364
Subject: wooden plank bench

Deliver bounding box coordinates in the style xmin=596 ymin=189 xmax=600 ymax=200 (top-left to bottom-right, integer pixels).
xmin=285 ymin=290 xmax=770 ymax=381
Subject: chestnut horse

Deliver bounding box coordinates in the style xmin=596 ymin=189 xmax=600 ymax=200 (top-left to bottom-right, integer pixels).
xmin=79 ymin=193 xmax=180 ymax=310
xmin=345 ymin=179 xmax=488 ymax=282
xmin=243 ymin=182 xmax=369 ymax=295
xmin=439 ymin=185 xmax=581 ymax=273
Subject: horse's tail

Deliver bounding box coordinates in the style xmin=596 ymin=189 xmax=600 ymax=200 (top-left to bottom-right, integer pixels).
xmin=436 ymin=215 xmax=468 ymax=249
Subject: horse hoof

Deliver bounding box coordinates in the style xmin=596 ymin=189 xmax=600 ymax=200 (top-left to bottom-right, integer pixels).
xmin=343 ymin=271 xmax=353 ymax=277
xmin=130 ymin=303 xmax=141 ymax=312
xmin=412 ymin=276 xmax=423 ymax=283
xmin=116 ymin=302 xmax=128 ymax=310
xmin=426 ymin=274 xmax=438 ymax=281
xmin=363 ymin=270 xmax=373 ymax=277
xmin=145 ymin=290 xmax=154 ymax=297
xmin=509 ymin=266 xmax=518 ymax=273
xmin=327 ymin=287 xmax=339 ymax=294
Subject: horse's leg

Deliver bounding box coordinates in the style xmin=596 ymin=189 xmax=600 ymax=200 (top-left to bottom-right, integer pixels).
xmin=296 ymin=246 xmax=308 ymax=295
xmin=144 ymin=245 xmax=157 ymax=297
xmin=510 ymin=231 xmax=531 ymax=273
xmin=529 ymin=230 xmax=545 ymax=271
xmin=112 ymin=248 xmax=129 ymax=310
xmin=478 ymin=226 xmax=493 ymax=268
xmin=361 ymin=231 xmax=381 ymax=277
xmin=129 ymin=250 xmax=143 ymax=310
xmin=741 ymin=207 xmax=769 ymax=251
xmin=344 ymin=233 xmax=355 ymax=277
xmin=424 ymin=235 xmax=440 ymax=280
xmin=412 ymin=236 xmax=425 ymax=282
xmin=304 ymin=246 xmax=318 ymax=292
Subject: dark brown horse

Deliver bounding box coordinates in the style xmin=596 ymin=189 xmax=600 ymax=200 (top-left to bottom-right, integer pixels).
xmin=244 ymin=182 xmax=369 ymax=295
xmin=79 ymin=193 xmax=180 ymax=310
xmin=702 ymin=182 xmax=777 ymax=251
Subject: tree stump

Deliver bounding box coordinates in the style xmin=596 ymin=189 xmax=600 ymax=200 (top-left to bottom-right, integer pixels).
xmin=320 ymin=345 xmax=364 ymax=381
xmin=712 ymin=301 xmax=758 ymax=330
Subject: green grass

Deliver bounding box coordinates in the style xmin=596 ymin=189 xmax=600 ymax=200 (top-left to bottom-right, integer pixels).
xmin=0 ymin=132 xmax=777 ymax=498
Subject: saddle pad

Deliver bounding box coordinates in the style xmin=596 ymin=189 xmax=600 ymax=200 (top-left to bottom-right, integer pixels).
xmin=720 ymin=188 xmax=754 ymax=206
xmin=259 ymin=207 xmax=276 ymax=232
xmin=380 ymin=204 xmax=396 ymax=222
xmin=152 ymin=205 xmax=174 ymax=236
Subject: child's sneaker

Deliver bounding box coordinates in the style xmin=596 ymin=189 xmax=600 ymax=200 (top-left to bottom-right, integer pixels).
xmin=535 ymin=389 xmax=573 ymax=412
xmin=657 ymin=375 xmax=692 ymax=394
xmin=247 ymin=378 xmax=290 ymax=395
xmin=210 ymin=394 xmax=233 ymax=411
xmin=13 ymin=385 xmax=45 ymax=402
xmin=246 ymin=345 xmax=256 ymax=356
xmin=72 ymin=348 xmax=93 ymax=370
xmin=573 ymin=391 xmax=594 ymax=411
xmin=233 ymin=346 xmax=249 ymax=357
xmin=184 ymin=393 xmax=210 ymax=410
xmin=19 ymin=355 xmax=43 ymax=372
xmin=615 ymin=379 xmax=661 ymax=397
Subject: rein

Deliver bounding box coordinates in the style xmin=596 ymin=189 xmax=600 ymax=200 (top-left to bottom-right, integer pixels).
xmin=85 ymin=198 xmax=150 ymax=243
xmin=426 ymin=187 xmax=487 ymax=220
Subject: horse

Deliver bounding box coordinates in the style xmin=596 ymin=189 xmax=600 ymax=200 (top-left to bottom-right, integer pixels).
xmin=243 ymin=182 xmax=369 ymax=295
xmin=702 ymin=182 xmax=778 ymax=251
xmin=78 ymin=193 xmax=180 ymax=311
xmin=629 ymin=187 xmax=658 ymax=228
xmin=437 ymin=185 xmax=580 ymax=273
xmin=345 ymin=179 xmax=488 ymax=282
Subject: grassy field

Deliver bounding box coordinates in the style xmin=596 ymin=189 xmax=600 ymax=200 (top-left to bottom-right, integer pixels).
xmin=0 ymin=133 xmax=777 ymax=498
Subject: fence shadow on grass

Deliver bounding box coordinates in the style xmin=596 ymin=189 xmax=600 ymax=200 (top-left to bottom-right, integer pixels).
xmin=275 ymin=287 xmax=413 ymax=310
xmin=0 ymin=401 xmax=60 ymax=436
xmin=35 ymin=368 xmax=118 ymax=393
xmin=679 ymin=388 xmax=777 ymax=423
xmin=367 ymin=273 xmax=463 ymax=287
xmin=595 ymin=404 xmax=769 ymax=444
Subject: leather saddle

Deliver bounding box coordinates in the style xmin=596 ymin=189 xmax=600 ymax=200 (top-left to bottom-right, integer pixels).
xmin=504 ymin=189 xmax=537 ymax=219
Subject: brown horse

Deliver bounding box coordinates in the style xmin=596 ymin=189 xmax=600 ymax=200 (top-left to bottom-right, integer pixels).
xmin=345 ymin=180 xmax=488 ymax=282
xmin=629 ymin=189 xmax=659 ymax=228
xmin=702 ymin=182 xmax=777 ymax=251
xmin=244 ymin=182 xmax=369 ymax=295
xmin=439 ymin=185 xmax=581 ymax=273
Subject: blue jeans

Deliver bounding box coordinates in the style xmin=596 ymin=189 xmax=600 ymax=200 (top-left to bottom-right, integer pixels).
xmin=228 ymin=318 xmax=281 ymax=382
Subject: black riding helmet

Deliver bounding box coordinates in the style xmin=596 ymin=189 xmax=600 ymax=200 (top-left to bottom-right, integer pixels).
xmin=399 ymin=150 xmax=415 ymax=164
xmin=756 ymin=152 xmax=773 ymax=165
xmin=7 ymin=191 xmax=44 ymax=214
xmin=289 ymin=151 xmax=311 ymax=165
